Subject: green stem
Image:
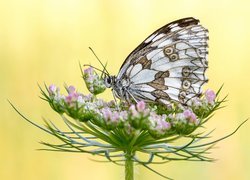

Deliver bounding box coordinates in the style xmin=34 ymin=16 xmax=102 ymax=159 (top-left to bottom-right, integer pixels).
xmin=125 ymin=153 xmax=134 ymax=180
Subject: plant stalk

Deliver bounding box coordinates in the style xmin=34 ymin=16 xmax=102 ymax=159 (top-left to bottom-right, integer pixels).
xmin=125 ymin=153 xmax=134 ymax=180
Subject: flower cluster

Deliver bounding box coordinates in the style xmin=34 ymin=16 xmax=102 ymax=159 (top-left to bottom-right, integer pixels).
xmin=82 ymin=67 xmax=106 ymax=95
xmin=148 ymin=112 xmax=171 ymax=137
xmin=46 ymin=84 xmax=110 ymax=122
xmin=41 ymin=68 xmax=218 ymax=138
xmin=13 ymin=64 xmax=246 ymax=180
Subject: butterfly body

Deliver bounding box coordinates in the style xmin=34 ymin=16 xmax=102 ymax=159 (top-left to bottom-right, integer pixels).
xmin=104 ymin=17 xmax=208 ymax=105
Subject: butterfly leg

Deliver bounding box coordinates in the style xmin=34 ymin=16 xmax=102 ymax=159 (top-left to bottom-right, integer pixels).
xmin=127 ymin=91 xmax=138 ymax=104
xmin=112 ymin=89 xmax=120 ymax=111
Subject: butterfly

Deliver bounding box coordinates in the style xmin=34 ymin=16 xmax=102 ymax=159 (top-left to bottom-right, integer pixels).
xmin=103 ymin=17 xmax=208 ymax=105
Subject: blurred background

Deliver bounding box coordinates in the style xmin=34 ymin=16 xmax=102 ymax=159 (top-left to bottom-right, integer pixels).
xmin=1 ymin=0 xmax=250 ymax=179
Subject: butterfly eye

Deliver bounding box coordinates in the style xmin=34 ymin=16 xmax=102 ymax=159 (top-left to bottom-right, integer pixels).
xmin=104 ymin=76 xmax=112 ymax=88
xmin=107 ymin=77 xmax=111 ymax=84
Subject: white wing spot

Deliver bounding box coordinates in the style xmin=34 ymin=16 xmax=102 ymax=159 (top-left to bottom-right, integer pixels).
xmin=145 ymin=33 xmax=157 ymax=43
xmin=132 ymin=84 xmax=155 ymax=92
xmin=158 ymin=39 xmax=174 ymax=48
xmin=176 ymin=42 xmax=191 ymax=50
xmin=191 ymin=39 xmax=203 ymax=43
xmin=186 ymin=49 xmax=198 ymax=58
xmin=170 ymin=26 xmax=182 ymax=32
xmin=152 ymin=59 xmax=194 ymax=71
xmin=130 ymin=64 xmax=142 ymax=78
xmin=196 ymin=31 xmax=207 ymax=36
xmin=152 ymin=33 xmax=165 ymax=42
xmin=133 ymin=91 xmax=156 ymax=101
xmin=150 ymin=51 xmax=166 ymax=63
xmin=164 ymin=87 xmax=180 ymax=101
xmin=191 ymin=26 xmax=203 ymax=32
xmin=147 ymin=49 xmax=161 ymax=60
xmin=178 ymin=29 xmax=188 ymax=35
xmin=131 ymin=69 xmax=157 ymax=84
xmin=126 ymin=65 xmax=133 ymax=77
xmin=169 ymin=23 xmax=178 ymax=28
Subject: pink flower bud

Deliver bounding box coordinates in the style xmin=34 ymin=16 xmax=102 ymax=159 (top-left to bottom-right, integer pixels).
xmin=120 ymin=111 xmax=128 ymax=120
xmin=183 ymin=109 xmax=198 ymax=125
xmin=65 ymin=94 xmax=73 ymax=104
xmin=192 ymin=97 xmax=202 ymax=107
xmin=183 ymin=109 xmax=192 ymax=118
xmin=48 ymin=84 xmax=57 ymax=94
xmin=205 ymin=89 xmax=216 ymax=104
xmin=150 ymin=113 xmax=170 ymax=131
xmin=161 ymin=121 xmax=171 ymax=130
xmin=101 ymin=108 xmax=112 ymax=120
xmin=68 ymin=86 xmax=76 ymax=94
xmin=77 ymin=95 xmax=85 ymax=105
xmin=129 ymin=104 xmax=139 ymax=117
xmin=110 ymin=111 xmax=119 ymax=122
xmin=136 ymin=101 xmax=145 ymax=112
xmin=84 ymin=67 xmax=93 ymax=75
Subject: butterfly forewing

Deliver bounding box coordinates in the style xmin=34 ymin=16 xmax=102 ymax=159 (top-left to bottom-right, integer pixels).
xmin=116 ymin=17 xmax=208 ymax=105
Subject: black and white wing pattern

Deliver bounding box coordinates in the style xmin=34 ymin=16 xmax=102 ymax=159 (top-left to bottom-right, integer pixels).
xmin=116 ymin=17 xmax=208 ymax=105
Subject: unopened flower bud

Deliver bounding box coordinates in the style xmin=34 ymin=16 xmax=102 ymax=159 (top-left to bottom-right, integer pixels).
xmin=205 ymin=89 xmax=216 ymax=104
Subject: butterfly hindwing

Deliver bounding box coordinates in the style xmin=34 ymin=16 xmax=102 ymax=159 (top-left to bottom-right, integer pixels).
xmin=116 ymin=17 xmax=208 ymax=105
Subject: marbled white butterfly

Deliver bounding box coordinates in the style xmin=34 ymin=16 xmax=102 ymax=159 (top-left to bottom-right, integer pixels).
xmin=103 ymin=17 xmax=208 ymax=105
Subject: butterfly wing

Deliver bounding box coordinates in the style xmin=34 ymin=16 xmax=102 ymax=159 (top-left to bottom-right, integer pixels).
xmin=117 ymin=17 xmax=208 ymax=105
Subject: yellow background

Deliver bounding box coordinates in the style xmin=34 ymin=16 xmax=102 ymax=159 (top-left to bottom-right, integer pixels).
xmin=1 ymin=0 xmax=250 ymax=179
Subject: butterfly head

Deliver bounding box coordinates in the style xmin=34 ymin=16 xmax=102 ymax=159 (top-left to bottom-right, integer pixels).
xmin=104 ymin=75 xmax=116 ymax=88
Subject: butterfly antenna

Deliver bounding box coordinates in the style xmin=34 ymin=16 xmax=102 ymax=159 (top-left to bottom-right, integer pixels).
xmin=83 ymin=64 xmax=109 ymax=76
xmin=89 ymin=47 xmax=109 ymax=75
xmin=101 ymin=62 xmax=108 ymax=78
xmin=79 ymin=61 xmax=107 ymax=77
